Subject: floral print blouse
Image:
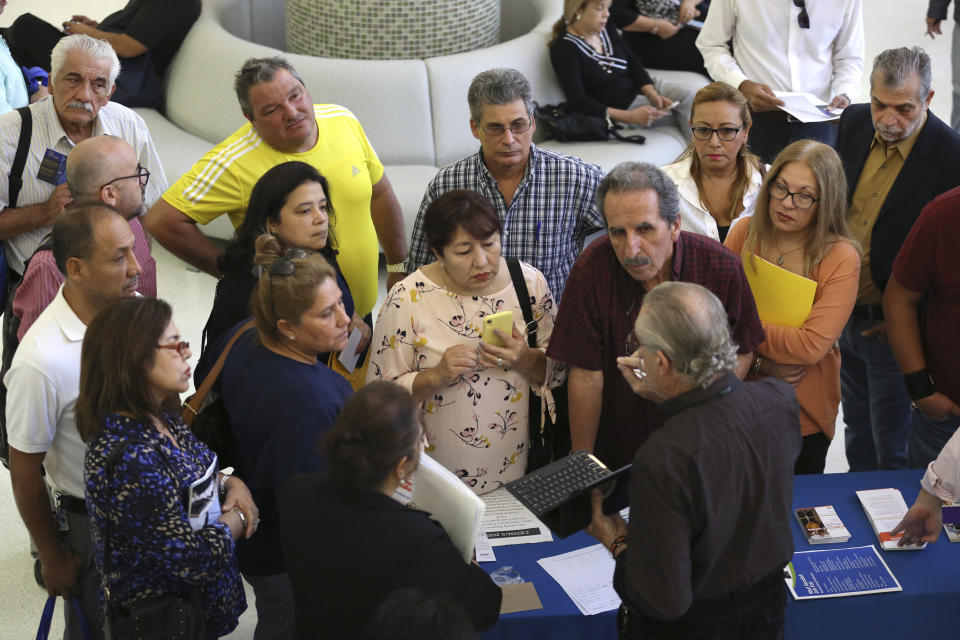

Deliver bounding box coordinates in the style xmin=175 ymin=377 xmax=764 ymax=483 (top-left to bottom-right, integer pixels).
xmin=84 ymin=413 xmax=246 ymax=638
xmin=368 ymin=261 xmax=564 ymax=494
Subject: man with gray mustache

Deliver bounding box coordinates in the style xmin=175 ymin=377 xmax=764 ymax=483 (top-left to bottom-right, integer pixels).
xmin=835 ymin=46 xmax=960 ymax=472
xmin=0 ymin=34 xmax=164 ymax=287
xmin=546 ymin=162 xmax=764 ymax=470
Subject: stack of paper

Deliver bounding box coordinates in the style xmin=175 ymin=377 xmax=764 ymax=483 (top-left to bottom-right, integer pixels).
xmin=537 ymin=544 xmax=621 ymax=615
xmin=856 ymin=488 xmax=926 ymax=550
xmin=480 ymin=488 xmax=553 ymax=547
xmin=785 ymin=546 xmax=902 ymax=600
xmin=773 ymin=91 xmax=842 ymax=123
xmin=794 ymin=506 xmax=851 ymax=544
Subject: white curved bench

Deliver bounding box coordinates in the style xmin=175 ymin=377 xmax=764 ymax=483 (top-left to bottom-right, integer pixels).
xmin=136 ymin=0 xmax=706 ymax=243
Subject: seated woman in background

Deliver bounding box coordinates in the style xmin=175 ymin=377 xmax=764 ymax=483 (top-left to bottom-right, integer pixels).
xmin=79 ymin=297 xmax=255 ymax=638
xmin=368 ymin=190 xmax=564 ymax=494
xmin=549 ymin=0 xmax=695 ymax=138
xmin=662 ymin=82 xmax=764 ymax=242
xmin=280 ymin=382 xmax=502 ymax=639
xmin=198 ymin=236 xmax=354 ymax=639
xmin=609 ymin=0 xmax=709 ymax=77
xmin=725 ymin=140 xmax=860 ymax=474
xmin=198 ymin=161 xmax=369 ymax=380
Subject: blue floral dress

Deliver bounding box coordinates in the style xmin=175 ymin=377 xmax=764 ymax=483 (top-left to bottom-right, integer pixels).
xmin=84 ymin=413 xmax=246 ymax=638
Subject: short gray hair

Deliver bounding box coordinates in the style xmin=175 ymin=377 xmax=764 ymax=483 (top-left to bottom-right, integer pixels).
xmin=633 ymin=282 xmax=738 ymax=388
xmin=50 ymin=35 xmax=120 ymax=87
xmin=235 ymin=57 xmax=305 ymax=119
xmin=596 ymin=162 xmax=680 ymax=225
xmin=467 ymin=68 xmax=534 ymax=123
xmin=871 ymin=47 xmax=932 ymax=102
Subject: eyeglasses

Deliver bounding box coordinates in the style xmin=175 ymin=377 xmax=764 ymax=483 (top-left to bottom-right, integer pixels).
xmin=157 ymin=341 xmax=190 ymax=358
xmin=769 ymin=181 xmax=819 ymax=210
xmin=266 ymin=247 xmax=311 ymax=319
xmin=101 ymin=163 xmax=150 ymax=190
xmin=691 ymin=126 xmax=743 ymax=141
xmin=476 ymin=119 xmax=533 ymax=137
xmin=793 ymin=0 xmax=810 ymax=29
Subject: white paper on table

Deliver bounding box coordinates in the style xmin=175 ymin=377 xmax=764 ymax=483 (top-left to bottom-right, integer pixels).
xmin=773 ymin=91 xmax=841 ymax=123
xmin=480 ymin=488 xmax=553 ymax=546
xmin=856 ymin=488 xmax=927 ymax=550
xmin=537 ymin=544 xmax=621 ymax=615
xmin=475 ymin=528 xmax=497 ymax=563
xmin=337 ymin=328 xmax=363 ymax=373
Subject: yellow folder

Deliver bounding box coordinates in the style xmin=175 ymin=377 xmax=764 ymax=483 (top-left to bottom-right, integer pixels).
xmin=743 ymin=256 xmax=817 ymax=328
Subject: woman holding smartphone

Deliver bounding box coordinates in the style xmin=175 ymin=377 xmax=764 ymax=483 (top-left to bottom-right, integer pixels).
xmin=367 ymin=190 xmax=564 ymax=494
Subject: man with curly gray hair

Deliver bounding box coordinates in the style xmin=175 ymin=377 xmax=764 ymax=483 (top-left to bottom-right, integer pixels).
xmin=586 ymin=281 xmax=802 ymax=639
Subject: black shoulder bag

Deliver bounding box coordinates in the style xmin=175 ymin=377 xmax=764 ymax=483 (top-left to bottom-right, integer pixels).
xmin=535 ymin=101 xmax=645 ymax=144
xmin=102 ymin=437 xmax=206 ymax=640
xmin=506 ymin=258 xmax=555 ymax=472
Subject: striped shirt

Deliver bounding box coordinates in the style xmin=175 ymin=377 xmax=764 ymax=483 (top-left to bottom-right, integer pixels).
xmin=0 ymin=96 xmax=166 ymax=273
xmin=406 ymin=144 xmax=605 ymax=301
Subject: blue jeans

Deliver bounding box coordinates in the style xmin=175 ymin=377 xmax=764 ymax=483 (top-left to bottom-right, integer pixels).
xmin=908 ymin=409 xmax=960 ymax=469
xmin=839 ymin=314 xmax=911 ymax=471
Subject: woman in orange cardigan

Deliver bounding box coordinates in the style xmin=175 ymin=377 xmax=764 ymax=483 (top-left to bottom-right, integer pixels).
xmin=725 ymin=140 xmax=860 ymax=474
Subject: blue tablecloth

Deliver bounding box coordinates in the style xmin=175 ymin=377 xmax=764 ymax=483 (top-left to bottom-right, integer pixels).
xmin=483 ymin=469 xmax=960 ymax=639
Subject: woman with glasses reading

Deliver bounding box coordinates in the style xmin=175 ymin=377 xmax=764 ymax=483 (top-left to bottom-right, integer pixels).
xmin=548 ymin=0 xmax=694 ymax=135
xmin=198 ymin=236 xmax=353 ymax=638
xmin=661 ymin=82 xmax=763 ymax=243
xmin=78 ymin=297 xmax=255 ymax=638
xmin=724 ymin=140 xmax=860 ymax=473
xmin=368 ymin=190 xmax=564 ymax=494
xmin=197 ymin=161 xmax=369 ymax=384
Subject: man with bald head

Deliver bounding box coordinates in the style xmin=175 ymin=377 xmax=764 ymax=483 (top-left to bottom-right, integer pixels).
xmin=7 ymin=203 xmax=141 ymax=639
xmin=11 ymin=135 xmax=156 ymax=340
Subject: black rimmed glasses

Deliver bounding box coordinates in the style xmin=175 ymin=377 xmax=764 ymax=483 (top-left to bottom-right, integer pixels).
xmin=101 ymin=163 xmax=150 ymax=190
xmin=769 ymin=181 xmax=819 ymax=210
xmin=793 ymin=0 xmax=810 ymax=29
xmin=691 ymin=126 xmax=743 ymax=141
xmin=476 ymin=119 xmax=533 ymax=137
xmin=265 ymin=247 xmax=311 ymax=319
xmin=157 ymin=341 xmax=190 ymax=358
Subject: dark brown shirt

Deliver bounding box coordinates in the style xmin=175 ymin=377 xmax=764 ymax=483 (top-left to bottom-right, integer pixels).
xmin=614 ymin=373 xmax=801 ymax=620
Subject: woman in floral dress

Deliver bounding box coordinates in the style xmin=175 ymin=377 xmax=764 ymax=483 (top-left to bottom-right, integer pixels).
xmin=368 ymin=190 xmax=565 ymax=494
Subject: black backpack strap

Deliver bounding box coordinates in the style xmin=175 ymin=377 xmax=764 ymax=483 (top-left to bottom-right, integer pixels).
xmin=506 ymin=257 xmax=536 ymax=349
xmin=9 ymin=106 xmax=33 ymax=209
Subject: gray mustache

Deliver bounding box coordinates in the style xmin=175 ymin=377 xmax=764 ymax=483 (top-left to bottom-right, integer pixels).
xmin=67 ymin=101 xmax=94 ymax=112
xmin=623 ymin=255 xmax=651 ymax=268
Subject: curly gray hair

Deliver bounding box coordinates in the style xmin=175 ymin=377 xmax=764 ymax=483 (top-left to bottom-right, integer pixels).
xmin=51 ymin=35 xmax=121 ymax=87
xmin=633 ymin=282 xmax=738 ymax=388
xmin=467 ymin=68 xmax=534 ymax=123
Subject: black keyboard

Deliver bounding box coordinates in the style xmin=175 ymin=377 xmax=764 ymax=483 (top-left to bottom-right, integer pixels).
xmin=507 ymin=451 xmax=611 ymax=514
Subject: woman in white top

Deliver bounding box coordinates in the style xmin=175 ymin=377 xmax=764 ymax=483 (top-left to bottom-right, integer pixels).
xmin=661 ymin=82 xmax=764 ymax=242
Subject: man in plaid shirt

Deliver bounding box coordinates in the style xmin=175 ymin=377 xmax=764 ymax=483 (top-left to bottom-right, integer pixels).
xmin=405 ymin=68 xmax=604 ymax=301
xmin=547 ymin=162 xmax=764 ymax=470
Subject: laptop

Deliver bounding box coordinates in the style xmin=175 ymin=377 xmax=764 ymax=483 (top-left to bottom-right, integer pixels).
xmin=506 ymin=451 xmax=631 ymax=538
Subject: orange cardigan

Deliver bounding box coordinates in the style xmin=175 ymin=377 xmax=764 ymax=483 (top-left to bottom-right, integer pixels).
xmin=725 ymin=221 xmax=860 ymax=438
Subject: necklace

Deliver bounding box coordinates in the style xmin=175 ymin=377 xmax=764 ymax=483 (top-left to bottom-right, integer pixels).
xmin=440 ymin=263 xmax=496 ymax=297
xmin=773 ymin=233 xmax=804 ymax=266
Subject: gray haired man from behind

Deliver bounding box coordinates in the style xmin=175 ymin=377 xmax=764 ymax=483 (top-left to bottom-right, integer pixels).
xmin=586 ymin=281 xmax=801 ymax=639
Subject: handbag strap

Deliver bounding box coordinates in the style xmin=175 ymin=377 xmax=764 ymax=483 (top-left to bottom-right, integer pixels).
xmin=505 ymin=257 xmax=536 ymax=349
xmin=37 ymin=595 xmax=94 ymax=640
xmin=10 ymin=106 xmax=32 ymax=209
xmin=182 ymin=319 xmax=255 ymax=424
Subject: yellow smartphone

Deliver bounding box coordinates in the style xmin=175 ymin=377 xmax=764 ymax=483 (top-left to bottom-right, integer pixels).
xmin=481 ymin=310 xmax=514 ymax=347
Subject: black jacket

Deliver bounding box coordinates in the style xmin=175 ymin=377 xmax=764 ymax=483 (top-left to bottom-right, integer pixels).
xmin=835 ymin=104 xmax=960 ymax=293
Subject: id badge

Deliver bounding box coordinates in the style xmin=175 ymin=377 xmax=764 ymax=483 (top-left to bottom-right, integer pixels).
xmin=36 ymin=149 xmax=67 ymax=186
xmin=53 ymin=491 xmax=70 ymax=532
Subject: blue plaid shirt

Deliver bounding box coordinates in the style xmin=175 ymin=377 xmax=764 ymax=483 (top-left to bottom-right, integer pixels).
xmin=406 ymin=144 xmax=605 ymax=300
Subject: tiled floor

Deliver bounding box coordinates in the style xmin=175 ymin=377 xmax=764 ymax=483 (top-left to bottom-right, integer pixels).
xmin=0 ymin=0 xmax=951 ymax=637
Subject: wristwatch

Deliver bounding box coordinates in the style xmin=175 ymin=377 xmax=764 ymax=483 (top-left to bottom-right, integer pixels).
xmin=386 ymin=262 xmax=407 ymax=273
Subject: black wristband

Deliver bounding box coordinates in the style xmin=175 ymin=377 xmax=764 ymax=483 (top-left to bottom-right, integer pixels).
xmin=903 ymin=369 xmax=935 ymax=401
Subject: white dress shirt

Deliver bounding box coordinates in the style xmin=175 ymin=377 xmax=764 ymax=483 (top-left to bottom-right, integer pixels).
xmin=661 ymin=156 xmax=763 ymax=242
xmin=0 ymin=96 xmax=166 ymax=273
xmin=922 ymin=427 xmax=960 ymax=504
xmin=696 ymin=0 xmax=864 ymax=103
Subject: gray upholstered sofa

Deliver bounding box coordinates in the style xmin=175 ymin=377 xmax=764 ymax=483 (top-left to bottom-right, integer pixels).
xmin=135 ymin=0 xmax=707 ymax=243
